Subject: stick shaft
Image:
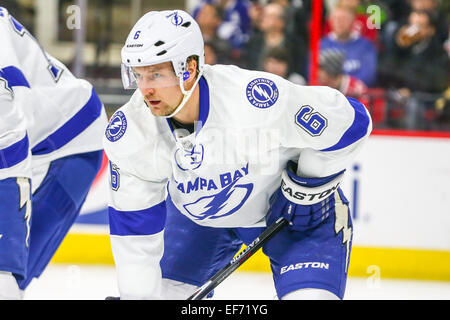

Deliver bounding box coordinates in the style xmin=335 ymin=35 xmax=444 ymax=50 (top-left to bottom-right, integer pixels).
xmin=187 ymin=217 xmax=288 ymax=300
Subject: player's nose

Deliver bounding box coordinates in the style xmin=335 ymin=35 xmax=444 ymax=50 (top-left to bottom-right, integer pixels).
xmin=140 ymin=86 xmax=156 ymax=96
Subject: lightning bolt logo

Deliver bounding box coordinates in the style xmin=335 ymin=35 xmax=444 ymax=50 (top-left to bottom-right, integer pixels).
xmin=183 ymin=179 xmax=253 ymax=220
xmin=334 ymin=191 xmax=352 ymax=273
xmin=200 ymin=179 xmax=239 ymax=219
xmin=108 ymin=119 xmax=122 ymax=131
xmin=106 ymin=111 xmax=127 ymax=142
xmin=168 ymin=11 xmax=183 ymax=26
xmin=253 ymin=84 xmax=273 ymax=103
xmin=246 ymin=78 xmax=279 ymax=109
xmin=17 ymin=177 xmax=31 ymax=248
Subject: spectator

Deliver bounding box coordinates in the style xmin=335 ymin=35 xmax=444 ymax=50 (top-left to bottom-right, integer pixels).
xmin=195 ymin=2 xmax=233 ymax=65
xmin=263 ymin=46 xmax=306 ymax=85
xmin=193 ymin=0 xmax=251 ymax=63
xmin=248 ymin=0 xmax=264 ymax=36
xmin=217 ymin=0 xmax=252 ymax=50
xmin=409 ymin=0 xmax=449 ymax=44
xmin=379 ymin=0 xmax=413 ymax=53
xmin=243 ymin=2 xmax=306 ymax=76
xmin=381 ymin=9 xmax=448 ymax=93
xmin=379 ymin=9 xmax=449 ymax=129
xmin=195 ymin=2 xmax=223 ymax=42
xmin=317 ymin=48 xmax=369 ymax=103
xmin=204 ymin=40 xmax=222 ymax=65
xmin=323 ymin=0 xmax=379 ymax=45
xmin=380 ymin=0 xmax=448 ymax=53
xmin=320 ymin=5 xmax=378 ymax=86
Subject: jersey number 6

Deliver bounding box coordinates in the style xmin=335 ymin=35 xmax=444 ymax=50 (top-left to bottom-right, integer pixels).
xmin=109 ymin=161 xmax=120 ymax=191
xmin=295 ymin=105 xmax=328 ymax=136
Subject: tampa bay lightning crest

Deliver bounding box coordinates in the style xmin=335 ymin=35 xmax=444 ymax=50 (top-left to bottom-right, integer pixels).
xmin=184 ymin=178 xmax=253 ymax=221
xmin=246 ymin=78 xmax=279 ymax=109
xmin=106 ymin=111 xmax=127 ymax=142
xmin=173 ymin=163 xmax=253 ymax=221
xmin=166 ymin=11 xmax=183 ymax=26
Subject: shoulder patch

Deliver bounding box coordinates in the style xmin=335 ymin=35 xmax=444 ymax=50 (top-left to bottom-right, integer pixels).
xmin=105 ymin=111 xmax=127 ymax=142
xmin=246 ymin=78 xmax=279 ymax=109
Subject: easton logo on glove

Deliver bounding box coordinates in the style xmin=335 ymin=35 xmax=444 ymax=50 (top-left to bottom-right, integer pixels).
xmin=280 ymin=169 xmax=344 ymax=205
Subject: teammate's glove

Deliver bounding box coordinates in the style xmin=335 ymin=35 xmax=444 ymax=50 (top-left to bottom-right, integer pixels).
xmin=268 ymin=161 xmax=345 ymax=231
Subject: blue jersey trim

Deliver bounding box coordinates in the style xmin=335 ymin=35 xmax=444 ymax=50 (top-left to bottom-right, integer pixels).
xmin=166 ymin=117 xmax=175 ymax=134
xmin=0 ymin=66 xmax=30 ymax=89
xmin=165 ymin=76 xmax=210 ymax=138
xmin=109 ymin=201 xmax=167 ymax=236
xmin=31 ymin=87 xmax=103 ymax=155
xmin=0 ymin=134 xmax=29 ymax=169
xmin=320 ymin=97 xmax=370 ymax=152
xmin=196 ymin=76 xmax=210 ymax=136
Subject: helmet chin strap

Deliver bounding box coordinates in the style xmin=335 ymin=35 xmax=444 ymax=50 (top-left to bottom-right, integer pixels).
xmin=161 ymin=69 xmax=204 ymax=119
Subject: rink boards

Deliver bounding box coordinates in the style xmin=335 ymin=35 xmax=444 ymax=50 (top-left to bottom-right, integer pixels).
xmin=51 ymin=130 xmax=450 ymax=281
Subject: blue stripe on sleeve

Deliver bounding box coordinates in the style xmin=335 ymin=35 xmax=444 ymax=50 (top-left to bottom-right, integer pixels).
xmin=109 ymin=201 xmax=166 ymax=236
xmin=320 ymin=97 xmax=370 ymax=152
xmin=31 ymin=87 xmax=103 ymax=155
xmin=0 ymin=135 xmax=29 ymax=169
xmin=0 ymin=66 xmax=30 ymax=89
xmin=196 ymin=76 xmax=210 ymax=136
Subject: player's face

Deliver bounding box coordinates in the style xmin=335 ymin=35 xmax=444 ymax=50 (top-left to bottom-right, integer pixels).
xmin=134 ymin=63 xmax=184 ymax=117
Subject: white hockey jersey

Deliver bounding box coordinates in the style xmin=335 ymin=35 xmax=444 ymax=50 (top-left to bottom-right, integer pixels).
xmin=103 ymin=63 xmax=372 ymax=299
xmin=0 ymin=7 xmax=107 ymax=183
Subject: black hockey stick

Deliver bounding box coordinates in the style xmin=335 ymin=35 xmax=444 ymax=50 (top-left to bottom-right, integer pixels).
xmin=187 ymin=217 xmax=288 ymax=300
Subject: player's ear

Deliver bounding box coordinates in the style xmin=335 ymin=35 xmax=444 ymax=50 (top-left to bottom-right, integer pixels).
xmin=183 ymin=58 xmax=198 ymax=89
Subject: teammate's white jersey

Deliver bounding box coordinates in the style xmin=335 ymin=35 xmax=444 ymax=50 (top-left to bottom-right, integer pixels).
xmin=103 ymin=63 xmax=372 ymax=299
xmin=0 ymin=7 xmax=107 ymax=181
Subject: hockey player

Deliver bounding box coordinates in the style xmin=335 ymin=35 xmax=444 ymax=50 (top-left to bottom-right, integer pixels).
xmin=0 ymin=7 xmax=107 ymax=299
xmin=104 ymin=10 xmax=372 ymax=300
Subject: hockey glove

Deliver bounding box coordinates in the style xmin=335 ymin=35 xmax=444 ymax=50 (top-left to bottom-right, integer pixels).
xmin=268 ymin=161 xmax=345 ymax=231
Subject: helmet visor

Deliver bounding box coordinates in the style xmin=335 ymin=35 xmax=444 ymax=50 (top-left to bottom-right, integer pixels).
xmin=121 ymin=63 xmax=180 ymax=89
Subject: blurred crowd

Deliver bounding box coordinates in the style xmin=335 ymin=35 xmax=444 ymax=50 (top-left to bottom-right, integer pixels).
xmin=192 ymin=0 xmax=450 ymax=130
xmin=4 ymin=0 xmax=449 ymax=130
